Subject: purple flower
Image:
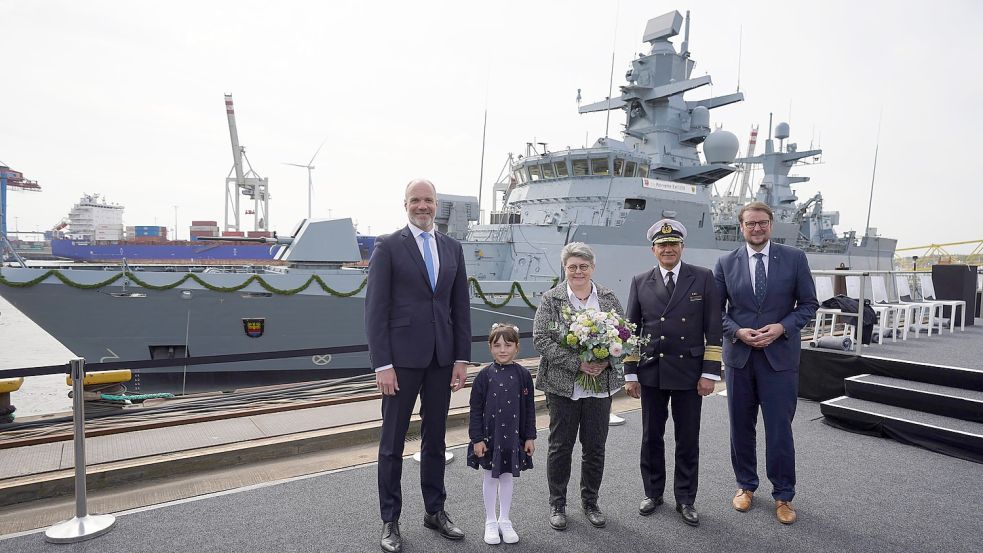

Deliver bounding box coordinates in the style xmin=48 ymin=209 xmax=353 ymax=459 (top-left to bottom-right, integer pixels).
xmin=618 ymin=326 xmax=631 ymax=340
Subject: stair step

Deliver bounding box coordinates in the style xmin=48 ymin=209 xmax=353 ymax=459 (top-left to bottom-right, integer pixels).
xmin=820 ymin=396 xmax=983 ymax=464
xmin=845 ymin=374 xmax=983 ymax=423
xmin=861 ymin=355 xmax=983 ymax=392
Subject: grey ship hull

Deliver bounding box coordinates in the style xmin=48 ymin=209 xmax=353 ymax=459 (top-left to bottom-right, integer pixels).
xmin=0 ymin=267 xmax=541 ymax=395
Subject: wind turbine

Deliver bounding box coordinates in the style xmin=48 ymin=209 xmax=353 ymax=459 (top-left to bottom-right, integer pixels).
xmin=283 ymin=138 xmax=328 ymax=219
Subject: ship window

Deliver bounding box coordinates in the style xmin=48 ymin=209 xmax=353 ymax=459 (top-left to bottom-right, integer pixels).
xmin=625 ymin=161 xmax=637 ymax=177
xmin=572 ymin=159 xmax=589 ymax=176
xmin=541 ymin=163 xmax=555 ymax=179
xmin=638 ymin=164 xmax=650 ymax=178
xmin=613 ymin=158 xmax=624 ymax=176
xmin=554 ymin=161 xmax=569 ymax=177
xmin=624 ymin=198 xmax=646 ymax=210
xmin=516 ymin=170 xmax=527 ymax=184
xmin=591 ymin=158 xmax=609 ymax=176
xmin=528 ymin=164 xmax=542 ymax=181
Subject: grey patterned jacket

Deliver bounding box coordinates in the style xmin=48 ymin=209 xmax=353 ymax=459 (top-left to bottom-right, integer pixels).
xmin=533 ymin=281 xmax=626 ymax=398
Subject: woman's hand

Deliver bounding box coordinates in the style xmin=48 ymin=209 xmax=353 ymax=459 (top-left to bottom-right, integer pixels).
xmin=473 ymin=441 xmax=487 ymax=458
xmin=524 ymin=439 xmax=535 ymax=456
xmin=579 ymin=360 xmax=608 ymax=376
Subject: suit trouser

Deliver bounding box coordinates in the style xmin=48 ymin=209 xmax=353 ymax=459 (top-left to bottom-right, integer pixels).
xmin=378 ymin=357 xmax=453 ymax=522
xmin=725 ymin=349 xmax=798 ymax=501
xmin=546 ymin=393 xmax=611 ymax=508
xmin=640 ymin=385 xmax=702 ymax=504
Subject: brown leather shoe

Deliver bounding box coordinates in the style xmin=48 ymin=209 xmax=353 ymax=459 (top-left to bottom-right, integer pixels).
xmin=732 ymin=489 xmax=753 ymax=512
xmin=775 ymin=500 xmax=797 ymax=524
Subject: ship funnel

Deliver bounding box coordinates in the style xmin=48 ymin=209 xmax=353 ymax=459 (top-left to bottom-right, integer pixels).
xmin=703 ymin=129 xmax=740 ymax=164
xmin=691 ymin=106 xmax=710 ymax=129
xmin=775 ymin=122 xmax=790 ymax=140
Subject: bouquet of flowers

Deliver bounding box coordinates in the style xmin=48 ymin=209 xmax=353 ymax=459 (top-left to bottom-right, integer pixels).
xmin=560 ymin=305 xmax=649 ymax=393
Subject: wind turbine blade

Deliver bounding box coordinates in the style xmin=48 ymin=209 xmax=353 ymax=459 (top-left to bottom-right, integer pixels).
xmin=283 ymin=162 xmax=308 ymax=168
xmin=308 ymin=136 xmax=329 ymax=165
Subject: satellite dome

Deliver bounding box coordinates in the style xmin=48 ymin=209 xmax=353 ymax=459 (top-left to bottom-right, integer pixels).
xmin=703 ymin=129 xmax=739 ymax=164
xmin=690 ymin=106 xmax=710 ymax=129
xmin=775 ymin=122 xmax=790 ymax=140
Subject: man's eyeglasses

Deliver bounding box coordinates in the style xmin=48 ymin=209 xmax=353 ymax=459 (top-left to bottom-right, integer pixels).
xmin=743 ymin=220 xmax=771 ymax=229
xmin=565 ymin=264 xmax=592 ymax=273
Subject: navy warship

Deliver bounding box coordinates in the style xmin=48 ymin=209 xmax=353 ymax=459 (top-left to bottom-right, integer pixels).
xmin=0 ymin=10 xmax=896 ymax=394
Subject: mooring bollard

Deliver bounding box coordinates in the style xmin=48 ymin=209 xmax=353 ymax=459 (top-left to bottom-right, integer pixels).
xmin=44 ymin=358 xmax=117 ymax=544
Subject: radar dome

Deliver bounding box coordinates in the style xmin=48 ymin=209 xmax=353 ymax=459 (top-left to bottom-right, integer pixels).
xmin=690 ymin=106 xmax=710 ymax=129
xmin=703 ymin=129 xmax=739 ymax=164
xmin=775 ymin=122 xmax=790 ymax=140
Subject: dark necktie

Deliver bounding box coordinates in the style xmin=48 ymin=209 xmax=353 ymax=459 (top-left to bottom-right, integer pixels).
xmin=666 ymin=271 xmax=675 ymax=297
xmin=753 ymin=252 xmax=767 ymax=304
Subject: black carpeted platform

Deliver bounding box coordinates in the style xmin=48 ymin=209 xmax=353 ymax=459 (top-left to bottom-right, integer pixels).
xmin=3 ymin=397 xmax=981 ymax=552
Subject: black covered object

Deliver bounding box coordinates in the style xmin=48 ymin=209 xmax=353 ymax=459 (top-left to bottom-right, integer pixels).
xmin=931 ymin=264 xmax=977 ymax=325
xmin=820 ymin=295 xmax=878 ymax=344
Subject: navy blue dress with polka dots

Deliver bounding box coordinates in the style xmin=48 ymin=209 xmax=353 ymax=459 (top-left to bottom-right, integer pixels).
xmin=466 ymin=362 xmax=537 ymax=478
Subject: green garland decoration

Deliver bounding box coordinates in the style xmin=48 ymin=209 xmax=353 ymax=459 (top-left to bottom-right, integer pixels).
xmin=0 ymin=269 xmax=555 ymax=307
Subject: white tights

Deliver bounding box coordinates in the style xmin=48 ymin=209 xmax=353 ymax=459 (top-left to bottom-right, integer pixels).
xmin=482 ymin=469 xmax=514 ymax=522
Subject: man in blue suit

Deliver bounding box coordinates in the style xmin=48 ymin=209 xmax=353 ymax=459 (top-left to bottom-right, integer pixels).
xmin=366 ymin=179 xmax=472 ymax=552
xmin=713 ymin=201 xmax=818 ymax=525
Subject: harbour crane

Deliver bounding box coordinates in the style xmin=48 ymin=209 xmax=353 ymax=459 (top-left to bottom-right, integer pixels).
xmin=224 ymin=94 xmax=270 ymax=232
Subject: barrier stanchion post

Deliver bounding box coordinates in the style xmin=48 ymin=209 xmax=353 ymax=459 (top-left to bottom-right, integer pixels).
xmin=45 ymin=358 xmax=117 ymax=543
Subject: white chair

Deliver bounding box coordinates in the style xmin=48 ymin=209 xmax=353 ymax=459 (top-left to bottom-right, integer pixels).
xmin=812 ymin=276 xmax=845 ymax=343
xmin=846 ymin=276 xmax=897 ymax=343
xmin=917 ymin=273 xmax=966 ymax=332
xmin=895 ymin=275 xmax=945 ymax=336
xmin=870 ymin=275 xmax=919 ymax=339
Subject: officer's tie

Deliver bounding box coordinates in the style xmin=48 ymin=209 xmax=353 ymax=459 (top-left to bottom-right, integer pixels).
xmin=421 ymin=231 xmax=437 ymax=291
xmin=753 ymin=252 xmax=767 ymax=304
xmin=666 ymin=270 xmax=675 ymax=297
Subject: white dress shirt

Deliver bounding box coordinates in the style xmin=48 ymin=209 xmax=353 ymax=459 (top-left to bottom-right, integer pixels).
xmin=624 ymin=262 xmax=720 ymax=383
xmin=746 ymin=242 xmax=771 ymax=291
xmin=566 ymin=282 xmax=614 ymax=399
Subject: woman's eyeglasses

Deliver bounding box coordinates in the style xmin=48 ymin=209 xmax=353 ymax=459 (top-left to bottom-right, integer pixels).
xmin=564 ymin=264 xmax=592 ymax=273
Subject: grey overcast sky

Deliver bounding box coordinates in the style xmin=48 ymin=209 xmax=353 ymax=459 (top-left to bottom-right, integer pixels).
xmin=2 ymin=0 xmax=981 ymax=251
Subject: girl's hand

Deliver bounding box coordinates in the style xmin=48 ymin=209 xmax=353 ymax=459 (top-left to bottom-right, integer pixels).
xmin=473 ymin=441 xmax=487 ymax=458
xmin=524 ymin=439 xmax=535 ymax=456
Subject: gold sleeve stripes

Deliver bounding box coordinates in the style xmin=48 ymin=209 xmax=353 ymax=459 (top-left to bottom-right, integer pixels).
xmin=703 ymin=345 xmax=722 ymax=363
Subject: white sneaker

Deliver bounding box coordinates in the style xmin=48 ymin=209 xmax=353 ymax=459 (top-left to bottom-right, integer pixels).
xmin=484 ymin=521 xmax=501 ymax=545
xmin=498 ymin=519 xmax=519 ymax=544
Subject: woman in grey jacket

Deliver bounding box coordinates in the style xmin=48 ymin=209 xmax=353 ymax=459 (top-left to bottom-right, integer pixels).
xmin=533 ymin=242 xmax=625 ymax=531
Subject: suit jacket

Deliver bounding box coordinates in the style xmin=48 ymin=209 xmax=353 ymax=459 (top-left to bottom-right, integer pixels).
xmin=713 ymin=242 xmax=819 ymax=370
xmin=623 ymin=262 xmax=722 ymax=390
xmin=532 ymin=282 xmax=626 ymax=397
xmin=365 ymin=225 xmax=471 ymax=369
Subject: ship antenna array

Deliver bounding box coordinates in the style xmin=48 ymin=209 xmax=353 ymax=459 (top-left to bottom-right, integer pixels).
xmin=604 ymin=1 xmax=620 ymax=139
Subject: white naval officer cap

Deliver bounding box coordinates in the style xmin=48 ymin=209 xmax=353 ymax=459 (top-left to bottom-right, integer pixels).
xmin=647 ymin=218 xmax=687 ymax=244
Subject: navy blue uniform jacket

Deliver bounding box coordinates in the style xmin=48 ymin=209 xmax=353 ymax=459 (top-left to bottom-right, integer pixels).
xmin=623 ymin=262 xmax=722 ymax=389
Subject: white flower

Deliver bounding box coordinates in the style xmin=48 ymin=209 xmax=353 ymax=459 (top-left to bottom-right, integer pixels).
xmin=609 ymin=342 xmax=623 ymax=357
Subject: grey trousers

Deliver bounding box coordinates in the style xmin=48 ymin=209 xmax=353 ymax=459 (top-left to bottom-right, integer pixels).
xmin=546 ymin=393 xmax=612 ymax=508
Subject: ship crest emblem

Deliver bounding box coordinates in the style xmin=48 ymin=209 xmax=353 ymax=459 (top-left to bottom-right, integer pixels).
xmin=243 ymin=318 xmax=265 ymax=338
xmin=661 ymin=223 xmax=673 ymax=234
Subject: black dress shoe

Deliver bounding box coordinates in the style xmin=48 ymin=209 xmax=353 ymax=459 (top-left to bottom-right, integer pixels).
xmin=676 ymin=503 xmax=699 ymax=526
xmin=381 ymin=521 xmax=401 ymax=553
xmin=639 ymin=496 xmax=664 ymax=516
xmin=549 ymin=505 xmax=567 ymax=531
xmin=583 ymin=503 xmax=606 ymax=528
xmin=423 ymin=510 xmax=465 ymax=540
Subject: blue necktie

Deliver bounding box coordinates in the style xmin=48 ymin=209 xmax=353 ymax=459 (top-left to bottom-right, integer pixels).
xmin=421 ymin=232 xmax=437 ymax=291
xmin=753 ymin=252 xmax=767 ymax=304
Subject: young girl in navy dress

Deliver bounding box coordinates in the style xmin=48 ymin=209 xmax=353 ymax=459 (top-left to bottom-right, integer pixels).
xmin=467 ymin=323 xmax=537 ymax=545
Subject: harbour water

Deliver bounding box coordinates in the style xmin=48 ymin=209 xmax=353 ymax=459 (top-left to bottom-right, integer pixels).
xmin=0 ymin=295 xmax=72 ymax=416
